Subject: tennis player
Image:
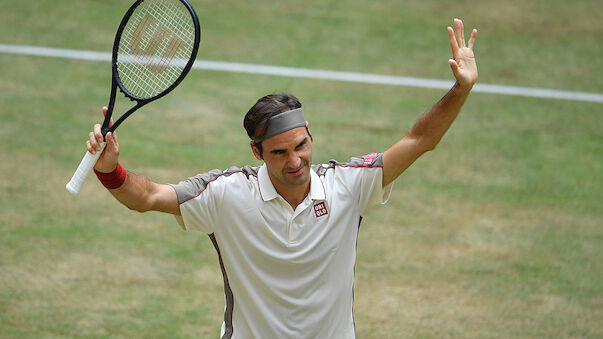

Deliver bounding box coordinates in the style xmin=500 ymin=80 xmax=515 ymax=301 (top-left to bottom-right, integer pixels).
xmin=86 ymin=18 xmax=477 ymax=339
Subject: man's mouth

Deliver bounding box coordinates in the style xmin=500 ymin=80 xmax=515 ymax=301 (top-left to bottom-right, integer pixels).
xmin=287 ymin=166 xmax=305 ymax=176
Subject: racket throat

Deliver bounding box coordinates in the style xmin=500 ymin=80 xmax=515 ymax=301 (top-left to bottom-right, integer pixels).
xmin=108 ymin=101 xmax=147 ymax=135
xmin=101 ymin=126 xmax=111 ymax=140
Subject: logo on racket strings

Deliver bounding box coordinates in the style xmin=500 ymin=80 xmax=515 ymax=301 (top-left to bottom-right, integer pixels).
xmin=130 ymin=15 xmax=183 ymax=74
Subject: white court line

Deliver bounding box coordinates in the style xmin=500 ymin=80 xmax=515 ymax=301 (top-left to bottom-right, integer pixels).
xmin=1 ymin=43 xmax=602 ymax=103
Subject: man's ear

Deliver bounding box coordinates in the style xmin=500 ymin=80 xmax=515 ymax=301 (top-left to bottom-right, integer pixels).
xmin=305 ymin=121 xmax=313 ymax=141
xmin=250 ymin=141 xmax=263 ymax=161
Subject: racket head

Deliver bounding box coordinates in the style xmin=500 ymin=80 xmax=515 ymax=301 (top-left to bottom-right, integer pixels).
xmin=112 ymin=0 xmax=201 ymax=103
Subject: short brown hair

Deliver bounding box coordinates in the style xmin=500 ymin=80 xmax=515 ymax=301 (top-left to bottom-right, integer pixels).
xmin=243 ymin=93 xmax=302 ymax=154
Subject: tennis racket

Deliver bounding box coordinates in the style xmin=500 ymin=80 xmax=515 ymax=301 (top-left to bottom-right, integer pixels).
xmin=66 ymin=0 xmax=201 ymax=194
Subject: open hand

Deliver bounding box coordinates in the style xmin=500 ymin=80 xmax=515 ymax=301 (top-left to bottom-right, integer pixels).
xmin=448 ymin=18 xmax=478 ymax=89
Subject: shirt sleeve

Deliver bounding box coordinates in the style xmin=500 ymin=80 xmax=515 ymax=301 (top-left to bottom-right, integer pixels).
xmin=335 ymin=152 xmax=393 ymax=215
xmin=169 ymin=169 xmax=226 ymax=234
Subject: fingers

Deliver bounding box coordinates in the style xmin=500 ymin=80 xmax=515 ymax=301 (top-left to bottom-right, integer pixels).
xmin=468 ymin=29 xmax=477 ymax=49
xmin=454 ymin=18 xmax=465 ymax=48
xmin=104 ymin=132 xmax=113 ymax=153
xmin=448 ymin=26 xmax=459 ymax=55
xmin=87 ymin=106 xmax=117 ymax=155
xmin=87 ymin=123 xmax=104 ymax=154
xmin=448 ymin=59 xmax=460 ymax=77
xmin=446 ymin=19 xmax=479 ymax=88
xmin=448 ymin=19 xmax=477 ymax=58
xmin=448 ymin=18 xmax=465 ymax=57
xmin=86 ymin=139 xmax=94 ymax=154
xmin=105 ymin=131 xmax=119 ymax=155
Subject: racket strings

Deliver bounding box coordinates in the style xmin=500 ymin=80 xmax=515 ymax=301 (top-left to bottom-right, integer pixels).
xmin=117 ymin=0 xmax=196 ymax=99
xmin=124 ymin=2 xmax=194 ymax=64
xmin=120 ymin=1 xmax=193 ymax=91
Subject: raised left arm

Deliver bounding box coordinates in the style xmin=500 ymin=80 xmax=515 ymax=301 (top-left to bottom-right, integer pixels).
xmin=382 ymin=18 xmax=478 ymax=187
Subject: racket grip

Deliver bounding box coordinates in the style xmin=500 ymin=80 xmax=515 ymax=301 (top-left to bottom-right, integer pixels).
xmin=66 ymin=142 xmax=106 ymax=194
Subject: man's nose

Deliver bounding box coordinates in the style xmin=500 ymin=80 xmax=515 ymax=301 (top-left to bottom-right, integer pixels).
xmin=287 ymin=153 xmax=302 ymax=168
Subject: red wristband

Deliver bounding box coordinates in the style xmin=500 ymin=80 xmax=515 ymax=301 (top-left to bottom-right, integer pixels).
xmin=94 ymin=163 xmax=127 ymax=189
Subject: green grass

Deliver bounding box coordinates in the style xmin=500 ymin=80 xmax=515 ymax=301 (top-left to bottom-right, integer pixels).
xmin=1 ymin=0 xmax=602 ymax=337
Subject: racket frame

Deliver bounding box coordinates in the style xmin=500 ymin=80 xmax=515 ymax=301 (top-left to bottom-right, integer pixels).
xmin=101 ymin=0 xmax=201 ymax=136
xmin=67 ymin=0 xmax=200 ymax=195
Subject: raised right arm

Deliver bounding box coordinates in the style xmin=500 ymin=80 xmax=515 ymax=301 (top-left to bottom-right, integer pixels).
xmin=87 ymin=107 xmax=180 ymax=215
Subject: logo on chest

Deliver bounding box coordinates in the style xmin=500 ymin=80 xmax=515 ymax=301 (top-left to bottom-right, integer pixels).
xmin=313 ymin=202 xmax=328 ymax=218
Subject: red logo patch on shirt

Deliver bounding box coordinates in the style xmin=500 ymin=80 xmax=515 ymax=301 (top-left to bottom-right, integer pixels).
xmin=363 ymin=152 xmax=379 ymax=165
xmin=314 ymin=202 xmax=328 ymax=218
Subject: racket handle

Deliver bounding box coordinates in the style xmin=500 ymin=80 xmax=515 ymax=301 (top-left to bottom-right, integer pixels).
xmin=66 ymin=142 xmax=106 ymax=194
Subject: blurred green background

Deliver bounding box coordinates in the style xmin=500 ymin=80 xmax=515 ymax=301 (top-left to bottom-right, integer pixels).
xmin=1 ymin=0 xmax=601 ymax=337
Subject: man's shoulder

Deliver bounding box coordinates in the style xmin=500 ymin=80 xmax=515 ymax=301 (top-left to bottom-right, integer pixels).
xmin=225 ymin=165 xmax=261 ymax=179
xmin=183 ymin=165 xmax=259 ymax=184
xmin=312 ymin=152 xmax=385 ymax=177
xmin=171 ymin=165 xmax=260 ymax=204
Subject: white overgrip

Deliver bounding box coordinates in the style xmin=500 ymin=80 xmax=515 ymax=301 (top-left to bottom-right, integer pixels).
xmin=66 ymin=142 xmax=106 ymax=194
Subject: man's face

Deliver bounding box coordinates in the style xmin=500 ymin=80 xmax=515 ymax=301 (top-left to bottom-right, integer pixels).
xmin=253 ymin=126 xmax=312 ymax=190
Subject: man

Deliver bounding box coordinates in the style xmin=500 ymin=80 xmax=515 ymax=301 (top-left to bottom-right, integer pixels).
xmin=86 ymin=18 xmax=477 ymax=339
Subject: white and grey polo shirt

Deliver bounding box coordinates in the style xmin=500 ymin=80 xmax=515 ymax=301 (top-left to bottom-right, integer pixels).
xmin=170 ymin=152 xmax=393 ymax=339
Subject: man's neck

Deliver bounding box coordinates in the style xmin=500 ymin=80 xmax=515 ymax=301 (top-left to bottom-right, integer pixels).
xmin=272 ymin=179 xmax=311 ymax=210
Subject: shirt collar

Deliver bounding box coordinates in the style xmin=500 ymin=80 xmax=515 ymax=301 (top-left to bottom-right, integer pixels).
xmin=258 ymin=164 xmax=326 ymax=202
